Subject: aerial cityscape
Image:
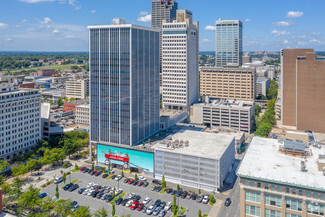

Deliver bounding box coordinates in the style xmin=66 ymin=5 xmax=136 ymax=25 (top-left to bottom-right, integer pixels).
xmin=0 ymin=0 xmax=325 ymax=217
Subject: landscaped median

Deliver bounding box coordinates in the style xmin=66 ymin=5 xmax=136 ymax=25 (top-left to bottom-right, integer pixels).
xmin=40 ymin=179 xmax=54 ymax=188
xmin=71 ymin=179 xmax=79 ymax=184
xmin=159 ymin=187 xmax=167 ymax=194
xmin=109 ymin=192 xmax=126 ymax=205
xmin=105 ymin=174 xmax=114 ymax=180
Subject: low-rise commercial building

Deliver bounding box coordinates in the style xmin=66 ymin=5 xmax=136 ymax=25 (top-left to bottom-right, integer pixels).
xmin=237 ymin=136 xmax=325 ymax=217
xmin=200 ymin=67 xmax=256 ymax=101
xmin=190 ymin=99 xmax=255 ymax=133
xmin=76 ymin=104 xmax=90 ymax=131
xmin=65 ymin=77 xmax=89 ymax=100
xmin=256 ymin=78 xmax=270 ymax=98
xmin=153 ymin=130 xmax=235 ymax=192
xmin=30 ymin=69 xmax=56 ymax=77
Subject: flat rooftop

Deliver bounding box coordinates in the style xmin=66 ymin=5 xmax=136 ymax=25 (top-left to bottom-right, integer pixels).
xmin=195 ymin=99 xmax=254 ymax=109
xmin=160 ymin=109 xmax=184 ymax=118
xmin=152 ymin=129 xmax=234 ymax=159
xmin=237 ymin=136 xmax=325 ymax=190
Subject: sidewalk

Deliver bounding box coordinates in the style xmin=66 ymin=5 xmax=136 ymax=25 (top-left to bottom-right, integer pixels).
xmin=208 ymin=200 xmax=223 ymax=217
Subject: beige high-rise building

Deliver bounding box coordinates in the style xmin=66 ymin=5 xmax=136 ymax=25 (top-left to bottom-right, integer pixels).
xmin=65 ymin=77 xmax=89 ymax=100
xmin=76 ymin=104 xmax=90 ymax=131
xmin=281 ymin=49 xmax=325 ymax=133
xmin=200 ymin=67 xmax=256 ymax=101
xmin=237 ymin=136 xmax=325 ymax=217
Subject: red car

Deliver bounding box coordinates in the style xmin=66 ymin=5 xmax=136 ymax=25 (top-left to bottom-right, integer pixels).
xmin=130 ymin=201 xmax=139 ymax=210
xmin=79 ymin=166 xmax=86 ymax=171
xmin=137 ymin=181 xmax=144 ymax=187
xmin=137 ymin=203 xmax=144 ymax=211
xmin=128 ymin=179 xmax=134 ymax=184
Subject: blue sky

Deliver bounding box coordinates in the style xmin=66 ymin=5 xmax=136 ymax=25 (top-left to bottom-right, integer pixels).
xmin=0 ymin=0 xmax=324 ymax=52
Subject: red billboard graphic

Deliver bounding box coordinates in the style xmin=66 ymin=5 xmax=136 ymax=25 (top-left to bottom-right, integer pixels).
xmin=105 ymin=154 xmax=129 ymax=162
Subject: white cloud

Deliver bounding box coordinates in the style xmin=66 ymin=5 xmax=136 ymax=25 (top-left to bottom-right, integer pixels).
xmin=275 ymin=21 xmax=293 ymax=27
xmin=22 ymin=19 xmax=27 ymax=23
xmin=283 ymin=40 xmax=289 ymax=44
xmin=90 ymin=10 xmax=96 ymax=13
xmin=52 ymin=29 xmax=60 ymax=33
xmin=205 ymin=25 xmax=216 ymax=31
xmin=245 ymin=19 xmax=251 ymax=22
xmin=68 ymin=0 xmax=81 ymax=10
xmin=271 ymin=29 xmax=290 ymax=36
xmin=140 ymin=11 xmax=149 ymax=16
xmin=18 ymin=0 xmax=55 ymax=2
xmin=0 ymin=23 xmax=8 ymax=28
xmin=65 ymin=35 xmax=75 ymax=39
xmin=137 ymin=14 xmax=151 ymax=23
xmin=286 ymin=11 xmax=303 ymax=18
xmin=297 ymin=41 xmax=307 ymax=46
xmin=6 ymin=38 xmax=13 ymax=42
xmin=16 ymin=25 xmax=21 ymax=28
xmin=309 ymin=39 xmax=324 ymax=44
xmin=40 ymin=17 xmax=52 ymax=24
xmin=310 ymin=31 xmax=320 ymax=36
xmin=201 ymin=39 xmax=209 ymax=43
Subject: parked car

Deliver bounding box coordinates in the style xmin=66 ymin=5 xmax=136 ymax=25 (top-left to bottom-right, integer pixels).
xmin=96 ymin=191 xmax=104 ymax=199
xmin=133 ymin=195 xmax=141 ymax=201
xmin=159 ymin=201 xmax=166 ymax=209
xmin=132 ymin=180 xmax=139 ymax=186
xmin=128 ymin=179 xmax=134 ymax=184
xmin=137 ymin=181 xmax=144 ymax=186
xmin=191 ymin=193 xmax=197 ymax=200
xmin=176 ymin=190 xmax=182 ymax=197
xmin=152 ymin=179 xmax=161 ymax=185
xmin=181 ymin=191 xmax=188 ymax=198
xmin=138 ymin=175 xmax=147 ymax=181
xmin=105 ymin=195 xmax=113 ymax=202
xmin=146 ymin=205 xmax=155 ymax=215
xmin=126 ymin=200 xmax=134 ymax=207
xmin=171 ymin=190 xmax=176 ymax=195
xmin=202 ymin=195 xmax=210 ymax=204
xmin=83 ymin=168 xmax=89 ymax=173
xmin=224 ymin=198 xmax=232 ymax=206
xmin=166 ymin=188 xmax=172 ymax=194
xmin=39 ymin=193 xmax=47 ymax=198
xmin=153 ymin=206 xmax=162 ymax=216
xmin=95 ymin=171 xmax=102 ymax=176
xmin=63 ymin=183 xmax=73 ymax=191
xmin=152 ymin=186 xmax=158 ymax=191
xmin=90 ymin=170 xmax=96 ymax=175
xmin=68 ymin=184 xmax=79 ymax=192
xmin=102 ymin=174 xmax=108 ymax=179
xmin=111 ymin=175 xmax=117 ymax=180
xmin=71 ymin=204 xmax=79 ymax=212
xmin=158 ymin=210 xmax=167 ymax=217
xmin=153 ymin=199 xmax=161 ymax=208
xmin=116 ymin=198 xmax=123 ymax=205
xmin=130 ymin=201 xmax=139 ymax=210
xmin=124 ymin=178 xmax=130 ymax=183
xmin=143 ymin=181 xmax=149 ymax=187
xmin=79 ymin=166 xmax=86 ymax=171
xmin=121 ymin=199 xmax=129 ymax=206
xmin=142 ymin=206 xmax=148 ymax=213
xmin=54 ymin=176 xmax=63 ymax=184
xmin=137 ymin=203 xmax=145 ymax=211
xmin=143 ymin=197 xmax=151 ymax=205
xmin=115 ymin=175 xmax=122 ymax=181
xmin=196 ymin=194 xmax=203 ymax=203
xmin=164 ymin=202 xmax=172 ymax=211
xmin=78 ymin=188 xmax=86 ymax=194
xmin=128 ymin=193 xmax=135 ymax=199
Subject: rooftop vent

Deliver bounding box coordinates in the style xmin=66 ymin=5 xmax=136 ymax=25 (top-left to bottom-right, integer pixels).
xmin=301 ymin=161 xmax=307 ymax=172
xmin=279 ymin=139 xmax=307 ymax=155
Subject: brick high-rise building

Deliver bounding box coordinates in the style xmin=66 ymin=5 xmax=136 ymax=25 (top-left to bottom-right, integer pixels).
xmin=281 ymin=49 xmax=325 ymax=133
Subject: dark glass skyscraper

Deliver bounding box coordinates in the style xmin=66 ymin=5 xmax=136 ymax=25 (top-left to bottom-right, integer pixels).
xmin=88 ymin=22 xmax=160 ymax=147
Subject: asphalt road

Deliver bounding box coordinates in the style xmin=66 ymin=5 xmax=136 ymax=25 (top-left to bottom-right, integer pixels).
xmin=217 ymin=178 xmax=240 ymax=217
xmin=42 ymin=171 xmax=212 ymax=217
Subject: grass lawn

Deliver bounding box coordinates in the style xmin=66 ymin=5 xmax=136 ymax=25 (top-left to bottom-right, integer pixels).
xmin=159 ymin=188 xmax=167 ymax=194
xmin=71 ymin=168 xmax=79 ymax=172
xmin=171 ymin=207 xmax=187 ymax=217
xmin=71 ymin=179 xmax=79 ymax=184
xmin=109 ymin=192 xmax=126 ymax=205
xmin=40 ymin=179 xmax=54 ymax=188
xmin=0 ymin=64 xmax=85 ymax=74
xmin=105 ymin=174 xmax=113 ymax=180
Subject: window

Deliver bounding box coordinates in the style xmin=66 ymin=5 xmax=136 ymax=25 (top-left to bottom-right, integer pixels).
xmin=265 ymin=195 xmax=281 ymax=207
xmin=257 ymin=183 xmax=261 ymax=188
xmin=298 ymin=190 xmax=303 ymax=196
xmin=265 ymin=184 xmax=269 ymax=190
xmin=286 ymin=198 xmax=302 ymax=211
xmin=307 ymin=203 xmax=324 ymax=216
xmin=286 ymin=214 xmax=301 ymax=217
xmin=245 ymin=205 xmax=261 ymax=217
xmin=245 ymin=191 xmax=261 ymax=203
xmin=265 ymin=209 xmax=281 ymax=217
xmin=277 ymin=186 xmax=282 ymax=192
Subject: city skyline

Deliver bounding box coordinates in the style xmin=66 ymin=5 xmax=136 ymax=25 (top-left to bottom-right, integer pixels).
xmin=0 ymin=0 xmax=325 ymax=51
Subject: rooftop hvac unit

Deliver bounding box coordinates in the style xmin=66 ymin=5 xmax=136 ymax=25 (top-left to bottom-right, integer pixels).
xmin=301 ymin=161 xmax=306 ymax=172
xmin=323 ymin=168 xmax=325 ymax=176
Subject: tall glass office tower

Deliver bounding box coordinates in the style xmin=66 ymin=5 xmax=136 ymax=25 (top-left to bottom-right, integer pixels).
xmin=215 ymin=19 xmax=242 ymax=67
xmin=88 ymin=21 xmax=160 ymax=147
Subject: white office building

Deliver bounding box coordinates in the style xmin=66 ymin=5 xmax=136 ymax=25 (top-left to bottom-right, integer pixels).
xmin=256 ymin=78 xmax=270 ymax=98
xmin=0 ymin=81 xmax=41 ymax=162
xmin=153 ymin=130 xmax=235 ymax=191
xmin=76 ymin=104 xmax=90 ymax=131
xmin=161 ymin=9 xmax=199 ymax=111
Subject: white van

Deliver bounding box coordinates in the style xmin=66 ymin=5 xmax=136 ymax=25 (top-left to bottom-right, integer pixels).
xmin=54 ymin=176 xmax=63 ymax=184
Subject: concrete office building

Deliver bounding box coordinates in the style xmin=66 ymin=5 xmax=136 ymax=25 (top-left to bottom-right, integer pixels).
xmin=65 ymin=77 xmax=89 ymax=100
xmin=0 ymin=82 xmax=41 ymax=162
xmin=242 ymin=52 xmax=251 ymax=64
xmin=215 ymin=19 xmax=243 ymax=67
xmin=237 ymin=136 xmax=325 ymax=217
xmin=153 ymin=130 xmax=235 ymax=191
xmin=200 ymin=67 xmax=256 ymax=101
xmin=256 ymin=78 xmax=270 ymax=98
xmin=151 ymin=0 xmax=178 ymax=85
xmin=190 ymin=99 xmax=255 ymax=133
xmin=88 ymin=20 xmax=160 ymax=152
xmin=281 ymin=49 xmax=325 ymax=133
xmin=76 ymin=104 xmax=90 ymax=131
xmin=161 ymin=9 xmax=199 ymax=111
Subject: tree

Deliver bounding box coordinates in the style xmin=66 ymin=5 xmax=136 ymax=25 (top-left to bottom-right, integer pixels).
xmin=148 ymin=138 xmax=151 ymax=144
xmin=210 ymin=194 xmax=216 ymax=204
xmin=42 ymin=148 xmax=65 ymax=165
xmin=40 ymin=197 xmax=54 ymax=213
xmin=27 ymin=158 xmax=38 ymax=174
xmin=198 ymin=209 xmax=202 ymax=217
xmin=11 ymin=177 xmax=25 ymax=200
xmin=71 ymin=206 xmax=91 ymax=217
xmin=0 ymin=159 xmax=9 ymax=171
xmin=12 ymin=163 xmax=28 ymax=177
xmin=54 ymin=199 xmax=72 ymax=217
xmin=92 ymin=164 xmax=95 ymax=170
xmin=121 ymin=170 xmax=124 ymax=177
xmin=112 ymin=204 xmax=116 ymax=216
xmin=172 ymin=195 xmax=178 ymax=216
xmin=255 ymin=122 xmax=272 ymax=138
xmin=142 ymin=141 xmax=145 ymax=147
xmin=75 ymin=163 xmax=79 ymax=170
xmin=62 ymin=173 xmax=67 ymax=184
xmin=56 ymin=97 xmax=63 ymax=107
xmin=134 ymin=174 xmax=137 ymax=180
xmin=267 ymin=80 xmax=279 ymax=99
xmin=108 ymin=162 xmax=111 ymax=174
xmin=162 ymin=175 xmax=166 ymax=188
xmin=177 ymin=184 xmax=180 ymax=190
xmin=18 ymin=185 xmax=40 ymax=211
xmin=254 ymin=104 xmax=261 ymax=116
xmin=112 ymin=187 xmax=115 ymax=198
xmin=69 ymin=97 xmax=75 ymax=102
xmin=198 ymin=189 xmax=201 ymax=194
xmin=55 ymin=184 xmax=59 ymax=199
xmin=94 ymin=207 xmax=109 ymax=217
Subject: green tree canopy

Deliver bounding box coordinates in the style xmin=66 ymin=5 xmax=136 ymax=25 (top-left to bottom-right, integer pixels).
xmin=0 ymin=160 xmax=10 ymax=171
xmin=71 ymin=206 xmax=91 ymax=217
xmin=57 ymin=97 xmax=64 ymax=107
xmin=18 ymin=185 xmax=40 ymax=211
xmin=254 ymin=122 xmax=272 ymax=137
xmin=94 ymin=207 xmax=108 ymax=217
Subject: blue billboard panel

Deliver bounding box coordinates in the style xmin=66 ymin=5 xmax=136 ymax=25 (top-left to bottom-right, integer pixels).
xmin=97 ymin=144 xmax=154 ymax=173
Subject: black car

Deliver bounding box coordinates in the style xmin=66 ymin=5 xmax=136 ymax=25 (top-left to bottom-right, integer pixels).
xmin=159 ymin=201 xmax=166 ymax=209
xmin=91 ymin=170 xmax=96 ymax=175
xmin=181 ymin=191 xmax=188 ymax=199
xmin=124 ymin=178 xmax=130 ymax=183
xmin=152 ymin=179 xmax=161 ymax=185
xmin=95 ymin=171 xmax=102 ymax=176
xmin=87 ymin=169 xmax=93 ymax=174
xmin=63 ymin=183 xmax=73 ymax=191
xmin=111 ymin=175 xmax=117 ymax=180
xmin=155 ymin=186 xmax=162 ymax=192
xmin=116 ymin=197 xmax=123 ymax=205
xmin=83 ymin=168 xmax=89 ymax=173
xmin=105 ymin=195 xmax=113 ymax=202
xmin=102 ymin=174 xmax=108 ymax=178
xmin=133 ymin=195 xmax=141 ymax=201
xmin=143 ymin=181 xmax=149 ymax=187
xmin=166 ymin=188 xmax=173 ymax=194
xmin=224 ymin=198 xmax=231 ymax=206
xmin=132 ymin=180 xmax=139 ymax=186
xmin=68 ymin=184 xmax=79 ymax=192
xmin=176 ymin=190 xmax=182 ymax=197
xmin=96 ymin=192 xmax=104 ymax=199
xmin=91 ymin=190 xmax=99 ymax=198
xmin=78 ymin=188 xmax=86 ymax=194
xmin=191 ymin=193 xmax=197 ymax=200
xmin=171 ymin=190 xmax=176 ymax=195
xmin=153 ymin=199 xmax=161 ymax=207
xmin=121 ymin=199 xmax=129 ymax=206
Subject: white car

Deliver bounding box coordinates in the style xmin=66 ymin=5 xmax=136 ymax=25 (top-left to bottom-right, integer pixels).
xmin=138 ymin=175 xmax=147 ymax=181
xmin=110 ymin=169 xmax=115 ymax=174
xmin=146 ymin=205 xmax=155 ymax=215
xmin=87 ymin=190 xmax=94 ymax=196
xmin=87 ymin=182 xmax=94 ymax=188
xmin=128 ymin=193 xmax=135 ymax=199
xmin=115 ymin=175 xmax=122 ymax=181
xmin=83 ymin=189 xmax=90 ymax=195
xmin=126 ymin=200 xmax=133 ymax=207
xmin=164 ymin=202 xmax=172 ymax=211
xmin=143 ymin=197 xmax=151 ymax=205
xmin=202 ymin=195 xmax=210 ymax=204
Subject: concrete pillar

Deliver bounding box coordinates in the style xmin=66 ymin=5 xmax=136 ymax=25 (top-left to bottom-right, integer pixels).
xmin=261 ymin=192 xmax=266 ymax=217
xmin=281 ymin=196 xmax=286 ymax=217
xmin=239 ymin=187 xmax=246 ymax=217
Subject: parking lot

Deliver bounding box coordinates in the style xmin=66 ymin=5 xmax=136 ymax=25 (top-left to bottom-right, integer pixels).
xmin=42 ymin=170 xmax=212 ymax=217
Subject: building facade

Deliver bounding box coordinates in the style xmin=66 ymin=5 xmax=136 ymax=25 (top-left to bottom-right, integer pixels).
xmin=238 ymin=136 xmax=325 ymax=217
xmin=200 ymin=67 xmax=256 ymax=101
xmin=215 ymin=19 xmax=243 ymax=67
xmin=88 ymin=22 xmax=160 ymax=148
xmin=76 ymin=104 xmax=90 ymax=131
xmin=281 ymin=49 xmax=325 ymax=133
xmin=190 ymin=99 xmax=255 ymax=133
xmin=30 ymin=69 xmax=56 ymax=77
xmin=0 ymin=83 xmax=41 ymax=162
xmin=256 ymin=78 xmax=270 ymax=98
xmin=153 ymin=130 xmax=235 ymax=192
xmin=161 ymin=9 xmax=199 ymax=110
xmin=65 ymin=77 xmax=89 ymax=100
